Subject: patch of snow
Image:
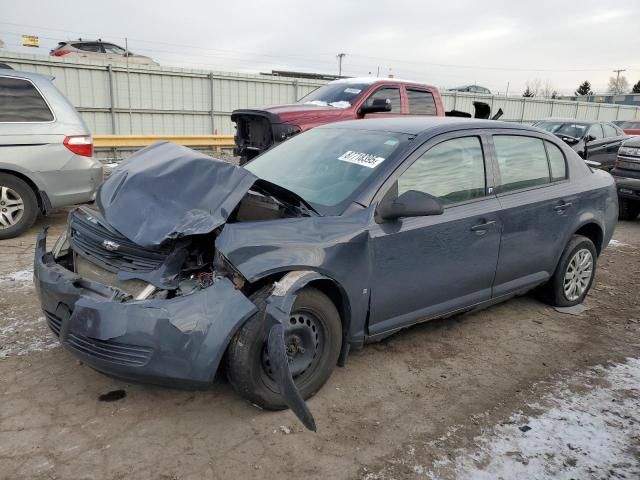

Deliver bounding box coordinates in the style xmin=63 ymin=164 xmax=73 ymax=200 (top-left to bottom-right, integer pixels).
xmin=0 ymin=269 xmax=33 ymax=284
xmin=0 ymin=316 xmax=59 ymax=359
xmin=608 ymin=239 xmax=629 ymax=248
xmin=421 ymin=358 xmax=640 ymax=479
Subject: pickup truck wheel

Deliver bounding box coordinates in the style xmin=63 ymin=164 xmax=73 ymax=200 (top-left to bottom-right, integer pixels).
xmin=0 ymin=174 xmax=38 ymax=240
xmin=618 ymin=198 xmax=640 ymax=221
xmin=225 ymin=286 xmax=342 ymax=410
xmin=539 ymin=235 xmax=597 ymax=307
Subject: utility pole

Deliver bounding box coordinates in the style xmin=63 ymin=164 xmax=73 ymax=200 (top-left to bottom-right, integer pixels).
xmin=337 ymin=53 xmax=346 ymax=76
xmin=613 ymin=69 xmax=626 ymax=94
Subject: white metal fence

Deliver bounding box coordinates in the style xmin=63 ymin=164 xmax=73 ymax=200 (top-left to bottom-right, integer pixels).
xmin=3 ymin=52 xmax=640 ymax=135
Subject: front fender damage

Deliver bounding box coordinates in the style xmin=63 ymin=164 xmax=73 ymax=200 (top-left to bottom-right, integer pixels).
xmin=263 ymin=270 xmax=329 ymax=432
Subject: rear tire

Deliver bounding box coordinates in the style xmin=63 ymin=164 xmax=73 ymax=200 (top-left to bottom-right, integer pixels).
xmin=225 ymin=286 xmax=342 ymax=410
xmin=0 ymin=174 xmax=38 ymax=240
xmin=618 ymin=198 xmax=640 ymax=221
xmin=539 ymin=235 xmax=597 ymax=307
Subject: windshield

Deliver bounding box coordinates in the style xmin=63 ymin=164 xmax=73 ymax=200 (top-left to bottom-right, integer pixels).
xmin=535 ymin=121 xmax=589 ymax=139
xmin=245 ymin=127 xmax=411 ymax=214
xmin=297 ymin=83 xmax=369 ymax=108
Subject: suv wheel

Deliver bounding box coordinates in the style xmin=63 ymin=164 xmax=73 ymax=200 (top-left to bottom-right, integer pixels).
xmin=0 ymin=174 xmax=38 ymax=239
xmin=619 ymin=198 xmax=640 ymax=221
xmin=539 ymin=235 xmax=597 ymax=307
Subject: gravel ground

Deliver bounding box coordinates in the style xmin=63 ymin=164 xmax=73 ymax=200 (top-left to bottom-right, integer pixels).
xmin=0 ymin=211 xmax=638 ymax=480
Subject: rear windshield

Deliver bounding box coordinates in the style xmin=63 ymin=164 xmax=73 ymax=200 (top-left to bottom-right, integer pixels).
xmin=0 ymin=76 xmax=54 ymax=122
xmin=245 ymin=127 xmax=411 ymax=214
xmin=297 ymin=83 xmax=369 ymax=108
xmin=535 ymin=121 xmax=588 ymax=139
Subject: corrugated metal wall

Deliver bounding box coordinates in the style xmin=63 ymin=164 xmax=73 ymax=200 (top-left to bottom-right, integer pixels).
xmin=3 ymin=52 xmax=639 ymax=135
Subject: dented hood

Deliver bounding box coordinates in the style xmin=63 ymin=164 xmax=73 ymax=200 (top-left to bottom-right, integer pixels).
xmin=97 ymin=142 xmax=257 ymax=248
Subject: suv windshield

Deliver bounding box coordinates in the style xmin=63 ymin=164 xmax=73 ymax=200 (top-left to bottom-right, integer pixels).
xmin=245 ymin=127 xmax=411 ymax=214
xmin=535 ymin=121 xmax=589 ymax=139
xmin=297 ymin=83 xmax=369 ymax=108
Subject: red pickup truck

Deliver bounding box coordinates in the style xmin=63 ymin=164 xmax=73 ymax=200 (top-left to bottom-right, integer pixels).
xmin=232 ymin=77 xmax=493 ymax=164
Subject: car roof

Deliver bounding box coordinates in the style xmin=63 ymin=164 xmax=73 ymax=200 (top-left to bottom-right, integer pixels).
xmin=535 ymin=118 xmax=600 ymax=125
xmin=329 ymin=77 xmax=437 ymax=89
xmin=316 ymin=117 xmax=543 ymax=136
xmin=0 ymin=69 xmax=54 ymax=82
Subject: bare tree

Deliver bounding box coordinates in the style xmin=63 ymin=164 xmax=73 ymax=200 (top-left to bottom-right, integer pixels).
xmin=608 ymin=75 xmax=629 ymax=94
xmin=540 ymin=80 xmax=556 ymax=98
xmin=524 ymin=79 xmax=542 ymax=97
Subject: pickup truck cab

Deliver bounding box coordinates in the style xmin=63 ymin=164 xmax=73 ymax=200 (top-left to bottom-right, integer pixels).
xmin=232 ymin=77 xmax=445 ymax=164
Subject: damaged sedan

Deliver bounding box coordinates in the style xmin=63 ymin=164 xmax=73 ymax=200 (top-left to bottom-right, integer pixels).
xmin=34 ymin=118 xmax=618 ymax=430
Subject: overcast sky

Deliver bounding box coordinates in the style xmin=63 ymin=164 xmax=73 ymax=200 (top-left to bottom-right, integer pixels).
xmin=1 ymin=0 xmax=639 ymax=95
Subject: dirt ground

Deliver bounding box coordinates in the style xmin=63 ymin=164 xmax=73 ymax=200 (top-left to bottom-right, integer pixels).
xmin=0 ymin=211 xmax=638 ymax=480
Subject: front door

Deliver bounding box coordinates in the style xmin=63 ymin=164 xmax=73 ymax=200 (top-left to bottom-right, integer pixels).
xmin=584 ymin=123 xmax=608 ymax=164
xmin=368 ymin=134 xmax=502 ymax=336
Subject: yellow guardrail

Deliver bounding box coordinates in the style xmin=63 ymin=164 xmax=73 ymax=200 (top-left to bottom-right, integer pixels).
xmin=93 ymin=135 xmax=235 ymax=153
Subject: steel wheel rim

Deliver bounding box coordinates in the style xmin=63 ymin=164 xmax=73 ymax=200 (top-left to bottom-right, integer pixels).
xmin=563 ymin=248 xmax=593 ymax=301
xmin=0 ymin=186 xmax=25 ymax=229
xmin=262 ymin=310 xmax=323 ymax=381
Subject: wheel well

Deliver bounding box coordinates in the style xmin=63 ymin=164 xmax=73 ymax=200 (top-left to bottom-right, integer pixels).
xmin=0 ymin=169 xmax=44 ymax=212
xmin=575 ymin=223 xmax=603 ymax=255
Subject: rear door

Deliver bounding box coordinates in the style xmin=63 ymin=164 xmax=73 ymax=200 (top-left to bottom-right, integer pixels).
xmin=368 ymin=132 xmax=502 ymax=335
xmin=489 ymin=133 xmax=576 ymax=296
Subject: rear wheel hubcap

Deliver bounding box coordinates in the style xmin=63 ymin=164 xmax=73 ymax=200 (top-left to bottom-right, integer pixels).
xmin=0 ymin=186 xmax=25 ymax=229
xmin=563 ymin=248 xmax=593 ymax=301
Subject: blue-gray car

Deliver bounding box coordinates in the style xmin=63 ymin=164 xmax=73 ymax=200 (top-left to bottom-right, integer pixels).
xmin=34 ymin=118 xmax=618 ymax=430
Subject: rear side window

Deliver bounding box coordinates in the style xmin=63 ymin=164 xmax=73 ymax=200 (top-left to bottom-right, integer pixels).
xmin=494 ymin=136 xmax=550 ymax=192
xmin=365 ymin=87 xmax=401 ymax=113
xmin=72 ymin=42 xmax=102 ymax=53
xmin=406 ymin=89 xmax=437 ymax=115
xmin=398 ymin=136 xmax=486 ymax=204
xmin=602 ymin=123 xmax=618 ymax=138
xmin=545 ymin=142 xmax=567 ymax=182
xmin=0 ymin=77 xmax=54 ymax=122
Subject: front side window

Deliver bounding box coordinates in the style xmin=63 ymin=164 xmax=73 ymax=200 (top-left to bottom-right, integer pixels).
xmin=494 ymin=135 xmax=550 ymax=192
xmin=365 ymin=87 xmax=401 ymax=113
xmin=398 ymin=136 xmax=486 ymax=205
xmin=0 ymin=77 xmax=54 ymax=122
xmin=406 ymin=89 xmax=436 ymax=115
xmin=587 ymin=124 xmax=604 ymax=140
xmin=103 ymin=44 xmax=127 ymax=55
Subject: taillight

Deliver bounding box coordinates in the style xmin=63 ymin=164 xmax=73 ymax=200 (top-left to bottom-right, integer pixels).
xmin=64 ymin=135 xmax=93 ymax=157
xmin=52 ymin=50 xmax=70 ymax=56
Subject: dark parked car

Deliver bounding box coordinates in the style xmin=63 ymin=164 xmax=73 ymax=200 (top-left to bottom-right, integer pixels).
xmin=611 ymin=136 xmax=640 ymax=220
xmin=34 ymin=118 xmax=617 ymax=430
xmin=533 ymin=118 xmax=627 ymax=169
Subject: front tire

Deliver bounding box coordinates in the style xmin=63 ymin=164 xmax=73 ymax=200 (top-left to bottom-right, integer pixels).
xmin=539 ymin=235 xmax=597 ymax=307
xmin=0 ymin=174 xmax=38 ymax=240
xmin=225 ymin=286 xmax=342 ymax=410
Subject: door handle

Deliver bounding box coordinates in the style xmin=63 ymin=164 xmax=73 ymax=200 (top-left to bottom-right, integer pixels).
xmin=553 ymin=202 xmax=572 ymax=212
xmin=470 ymin=220 xmax=496 ymax=232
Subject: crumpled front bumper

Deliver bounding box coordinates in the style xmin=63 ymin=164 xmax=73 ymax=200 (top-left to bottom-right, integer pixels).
xmin=34 ymin=230 xmax=257 ymax=388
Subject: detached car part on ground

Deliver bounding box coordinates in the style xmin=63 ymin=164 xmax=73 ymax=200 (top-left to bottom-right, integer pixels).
xmin=611 ymin=135 xmax=640 ymax=220
xmin=232 ymin=77 xmax=500 ymax=165
xmin=35 ymin=118 xmax=617 ymax=430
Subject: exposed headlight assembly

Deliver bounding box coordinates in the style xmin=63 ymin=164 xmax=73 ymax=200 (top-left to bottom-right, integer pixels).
xmin=619 ymin=146 xmax=640 ymax=157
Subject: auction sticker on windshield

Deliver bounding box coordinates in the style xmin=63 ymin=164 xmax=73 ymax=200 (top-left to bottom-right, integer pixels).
xmin=338 ymin=151 xmax=385 ymax=168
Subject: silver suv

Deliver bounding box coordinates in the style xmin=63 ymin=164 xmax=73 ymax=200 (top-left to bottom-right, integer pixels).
xmin=0 ymin=70 xmax=103 ymax=239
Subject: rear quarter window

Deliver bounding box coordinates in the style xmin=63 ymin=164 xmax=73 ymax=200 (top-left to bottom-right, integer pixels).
xmin=0 ymin=77 xmax=54 ymax=122
xmin=545 ymin=141 xmax=567 ymax=182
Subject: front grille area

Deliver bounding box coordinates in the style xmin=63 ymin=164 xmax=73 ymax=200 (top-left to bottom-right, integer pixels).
xmin=236 ymin=114 xmax=273 ymax=150
xmin=44 ymin=311 xmax=62 ymax=337
xmin=69 ymin=209 xmax=171 ymax=274
xmin=66 ymin=333 xmax=153 ymax=367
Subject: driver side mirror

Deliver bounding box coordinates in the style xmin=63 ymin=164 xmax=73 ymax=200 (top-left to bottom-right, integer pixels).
xmin=360 ymin=98 xmax=392 ymax=115
xmin=585 ymin=134 xmax=596 ymax=143
xmin=377 ymin=190 xmax=444 ymax=221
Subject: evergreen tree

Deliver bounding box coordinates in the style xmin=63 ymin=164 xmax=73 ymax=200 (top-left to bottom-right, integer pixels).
xmin=575 ymin=81 xmax=593 ymax=96
xmin=632 ymin=80 xmax=640 ymax=94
